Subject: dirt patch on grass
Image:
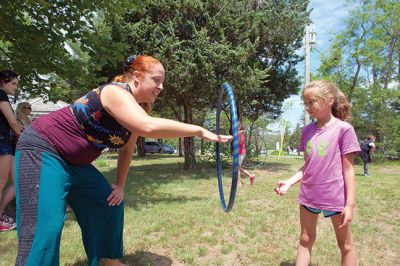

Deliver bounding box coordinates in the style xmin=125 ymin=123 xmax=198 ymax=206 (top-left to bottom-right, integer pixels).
xmin=376 ymin=167 xmax=400 ymax=175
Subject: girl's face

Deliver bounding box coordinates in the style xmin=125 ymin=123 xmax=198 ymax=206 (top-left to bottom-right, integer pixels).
xmin=303 ymin=93 xmax=333 ymax=120
xmin=1 ymin=78 xmax=18 ymax=96
xmin=134 ymin=63 xmax=165 ymax=103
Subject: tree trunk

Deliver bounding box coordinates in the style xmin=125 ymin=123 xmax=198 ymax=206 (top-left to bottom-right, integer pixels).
xmin=383 ymin=34 xmax=398 ymax=90
xmin=398 ymin=47 xmax=400 ymax=84
xmin=137 ymin=137 xmax=146 ymax=157
xmin=178 ymin=138 xmax=184 ymax=156
xmin=372 ymin=63 xmax=378 ymax=84
xmin=200 ymin=138 xmax=204 ymax=155
xmin=183 ymin=101 xmax=196 ymax=170
xmin=348 ymin=58 xmax=362 ymax=103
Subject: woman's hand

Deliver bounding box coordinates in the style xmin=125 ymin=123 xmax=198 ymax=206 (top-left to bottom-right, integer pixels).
xmin=200 ymin=128 xmax=232 ymax=143
xmin=107 ymin=184 xmax=124 ymax=206
xmin=274 ymin=180 xmax=292 ymax=195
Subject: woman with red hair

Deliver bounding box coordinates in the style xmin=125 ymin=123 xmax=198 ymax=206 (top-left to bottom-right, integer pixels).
xmin=14 ymin=55 xmax=231 ymax=266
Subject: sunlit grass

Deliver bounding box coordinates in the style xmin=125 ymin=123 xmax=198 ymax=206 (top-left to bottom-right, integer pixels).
xmin=1 ymin=154 xmax=399 ymax=265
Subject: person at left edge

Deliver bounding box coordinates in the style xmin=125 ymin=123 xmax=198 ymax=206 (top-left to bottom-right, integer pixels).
xmin=14 ymin=55 xmax=232 ymax=266
xmin=0 ymin=70 xmax=20 ymax=232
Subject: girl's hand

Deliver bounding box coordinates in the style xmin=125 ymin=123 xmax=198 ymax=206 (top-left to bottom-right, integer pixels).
xmin=274 ymin=180 xmax=292 ymax=195
xmin=201 ymin=128 xmax=232 ymax=143
xmin=107 ymin=184 xmax=124 ymax=206
xmin=339 ymin=205 xmax=354 ymax=228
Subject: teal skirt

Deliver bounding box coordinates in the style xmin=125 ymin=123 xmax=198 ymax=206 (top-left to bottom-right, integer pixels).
xmin=15 ymin=128 xmax=124 ymax=266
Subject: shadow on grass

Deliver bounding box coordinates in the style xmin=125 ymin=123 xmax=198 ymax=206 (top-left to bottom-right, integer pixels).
xmin=280 ymin=260 xmax=316 ymax=266
xmin=69 ymin=251 xmax=173 ymax=266
xmin=108 ymin=162 xmax=212 ymax=210
xmin=62 ymin=155 xmax=294 ymax=222
xmin=280 ymin=261 xmax=295 ymax=266
xmin=105 ymin=153 xmax=179 ymax=161
xmin=90 ymin=157 xmax=294 ymax=212
xmin=255 ymin=162 xmax=292 ymax=171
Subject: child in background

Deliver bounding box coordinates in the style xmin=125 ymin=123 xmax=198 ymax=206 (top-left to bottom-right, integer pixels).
xmin=275 ymin=80 xmax=360 ymax=265
xmin=238 ymin=123 xmax=255 ymax=185
xmin=359 ymin=135 xmax=376 ymax=176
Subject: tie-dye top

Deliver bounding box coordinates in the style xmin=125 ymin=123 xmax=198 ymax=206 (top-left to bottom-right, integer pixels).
xmin=71 ymin=82 xmax=132 ymax=149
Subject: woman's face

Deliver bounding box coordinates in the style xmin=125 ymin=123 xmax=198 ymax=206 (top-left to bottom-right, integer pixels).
xmin=22 ymin=104 xmax=32 ymax=115
xmin=135 ymin=63 xmax=165 ymax=103
xmin=1 ymin=78 xmax=18 ymax=95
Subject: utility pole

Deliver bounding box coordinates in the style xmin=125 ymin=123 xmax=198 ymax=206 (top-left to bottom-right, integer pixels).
xmin=304 ymin=29 xmax=316 ymax=125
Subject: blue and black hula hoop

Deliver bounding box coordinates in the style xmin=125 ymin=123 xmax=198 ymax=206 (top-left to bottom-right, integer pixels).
xmin=216 ymin=82 xmax=239 ymax=212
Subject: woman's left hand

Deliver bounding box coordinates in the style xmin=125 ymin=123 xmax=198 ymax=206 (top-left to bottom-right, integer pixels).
xmin=201 ymin=128 xmax=232 ymax=143
xmin=107 ymin=184 xmax=124 ymax=206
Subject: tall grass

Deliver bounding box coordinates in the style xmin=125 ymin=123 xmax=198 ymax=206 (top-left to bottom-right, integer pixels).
xmin=1 ymin=154 xmax=399 ymax=265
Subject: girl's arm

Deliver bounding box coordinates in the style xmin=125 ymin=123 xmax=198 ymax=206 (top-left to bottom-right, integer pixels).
xmin=275 ymin=154 xmax=306 ymax=195
xmin=275 ymin=166 xmax=304 ymax=195
xmin=340 ymin=152 xmax=356 ymax=227
xmin=101 ymin=86 xmax=231 ymax=142
xmin=0 ymin=102 xmax=21 ymax=135
xmin=106 ymin=133 xmax=138 ymax=206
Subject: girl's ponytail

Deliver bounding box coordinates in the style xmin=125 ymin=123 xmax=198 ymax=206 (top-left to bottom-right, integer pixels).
xmin=332 ymin=89 xmax=351 ymax=122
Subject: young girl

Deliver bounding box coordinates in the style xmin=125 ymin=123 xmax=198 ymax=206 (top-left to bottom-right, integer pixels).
xmin=275 ymin=80 xmax=360 ymax=265
xmin=238 ymin=123 xmax=255 ymax=185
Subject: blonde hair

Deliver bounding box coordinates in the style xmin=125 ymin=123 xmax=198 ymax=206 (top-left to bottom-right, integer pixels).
xmin=302 ymin=80 xmax=351 ymax=121
xmin=15 ymin=102 xmax=31 ymax=119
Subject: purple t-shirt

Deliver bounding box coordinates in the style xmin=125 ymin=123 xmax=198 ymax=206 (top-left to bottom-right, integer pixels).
xmin=298 ymin=119 xmax=361 ymax=211
xmin=32 ymin=106 xmax=102 ymax=165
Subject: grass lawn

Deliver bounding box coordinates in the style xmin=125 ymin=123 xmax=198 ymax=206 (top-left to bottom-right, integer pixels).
xmin=1 ymin=154 xmax=399 ymax=265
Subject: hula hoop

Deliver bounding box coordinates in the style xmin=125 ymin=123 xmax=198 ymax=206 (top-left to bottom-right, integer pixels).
xmin=216 ymin=82 xmax=239 ymax=212
xmin=242 ymin=138 xmax=268 ymax=169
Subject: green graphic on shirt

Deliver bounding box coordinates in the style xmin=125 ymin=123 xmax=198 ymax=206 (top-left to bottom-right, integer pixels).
xmin=317 ymin=140 xmax=329 ymax=157
xmin=306 ymin=141 xmax=312 ymax=155
xmin=306 ymin=140 xmax=329 ymax=157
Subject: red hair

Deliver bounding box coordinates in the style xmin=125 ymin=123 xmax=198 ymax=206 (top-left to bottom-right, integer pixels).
xmin=112 ymin=55 xmax=160 ymax=114
xmin=112 ymin=55 xmax=161 ymax=83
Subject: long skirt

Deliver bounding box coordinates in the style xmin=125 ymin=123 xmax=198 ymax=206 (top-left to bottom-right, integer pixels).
xmin=14 ymin=127 xmax=124 ymax=266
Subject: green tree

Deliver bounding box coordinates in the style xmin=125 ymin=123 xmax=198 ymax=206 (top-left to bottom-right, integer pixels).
xmin=288 ymin=122 xmax=302 ymax=153
xmin=0 ymin=0 xmax=136 ymax=101
xmin=97 ymin=0 xmax=310 ymax=169
xmin=317 ymin=0 xmax=400 ymax=158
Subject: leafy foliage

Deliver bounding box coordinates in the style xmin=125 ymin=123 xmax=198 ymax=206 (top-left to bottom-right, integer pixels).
xmin=316 ymin=0 xmax=400 ymax=159
xmin=0 ymin=0 xmax=137 ymax=101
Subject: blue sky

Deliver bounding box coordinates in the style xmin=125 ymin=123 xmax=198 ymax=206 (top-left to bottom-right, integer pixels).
xmin=271 ymin=0 xmax=356 ymax=131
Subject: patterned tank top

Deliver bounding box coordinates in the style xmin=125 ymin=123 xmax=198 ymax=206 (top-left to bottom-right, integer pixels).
xmin=71 ymin=82 xmax=132 ymax=149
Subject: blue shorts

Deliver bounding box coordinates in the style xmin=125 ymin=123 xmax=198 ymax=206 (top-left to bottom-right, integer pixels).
xmin=302 ymin=205 xmax=341 ymax=218
xmin=0 ymin=143 xmax=15 ymax=156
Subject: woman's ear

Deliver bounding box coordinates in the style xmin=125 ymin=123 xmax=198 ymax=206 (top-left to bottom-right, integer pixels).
xmin=132 ymin=71 xmax=142 ymax=83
